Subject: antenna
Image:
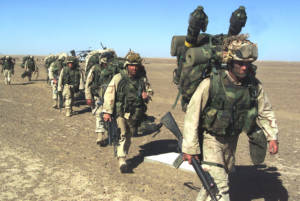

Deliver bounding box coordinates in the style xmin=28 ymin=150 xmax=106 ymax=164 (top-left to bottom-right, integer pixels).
xmin=100 ymin=42 xmax=107 ymax=50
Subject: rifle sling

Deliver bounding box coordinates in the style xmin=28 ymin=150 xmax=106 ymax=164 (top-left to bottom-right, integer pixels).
xmin=201 ymin=161 xmax=225 ymax=168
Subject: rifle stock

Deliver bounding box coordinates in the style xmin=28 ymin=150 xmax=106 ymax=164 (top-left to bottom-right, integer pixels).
xmin=160 ymin=112 xmax=218 ymax=201
xmin=58 ymin=91 xmax=63 ymax=112
xmin=104 ymin=116 xmax=120 ymax=157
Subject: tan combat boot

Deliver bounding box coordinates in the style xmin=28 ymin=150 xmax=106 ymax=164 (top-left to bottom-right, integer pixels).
xmin=52 ymin=100 xmax=57 ymax=108
xmin=66 ymin=108 xmax=72 ymax=117
xmin=96 ymin=132 xmax=108 ymax=147
xmin=118 ymin=157 xmax=128 ymax=173
xmin=96 ymin=132 xmax=103 ymax=144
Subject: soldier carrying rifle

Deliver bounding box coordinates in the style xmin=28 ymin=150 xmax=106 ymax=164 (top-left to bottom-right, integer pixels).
xmin=102 ymin=50 xmax=152 ymax=173
xmin=182 ymin=34 xmax=279 ymax=201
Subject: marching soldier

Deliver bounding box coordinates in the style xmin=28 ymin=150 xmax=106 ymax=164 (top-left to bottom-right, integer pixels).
xmin=49 ymin=53 xmax=67 ymax=108
xmin=85 ymin=55 xmax=119 ymax=146
xmin=1 ymin=56 xmax=15 ymax=85
xmin=102 ymin=51 xmax=152 ymax=173
xmin=57 ymin=56 xmax=84 ymax=117
xmin=21 ymin=55 xmax=38 ymax=81
xmin=182 ymin=37 xmax=279 ymax=201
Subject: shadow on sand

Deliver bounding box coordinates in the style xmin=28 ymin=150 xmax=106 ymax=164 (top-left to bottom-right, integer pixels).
xmin=230 ymin=165 xmax=288 ymax=201
xmin=10 ymin=82 xmax=34 ymax=86
xmin=127 ymin=140 xmax=288 ymax=201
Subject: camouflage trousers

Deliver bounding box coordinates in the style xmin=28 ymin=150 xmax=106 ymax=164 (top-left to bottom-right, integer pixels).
xmin=3 ymin=69 xmax=12 ymax=84
xmin=116 ymin=116 xmax=137 ymax=158
xmin=62 ymin=85 xmax=74 ymax=109
xmin=51 ymin=80 xmax=58 ymax=100
xmin=196 ymin=132 xmax=239 ymax=201
xmin=94 ymin=99 xmax=106 ymax=133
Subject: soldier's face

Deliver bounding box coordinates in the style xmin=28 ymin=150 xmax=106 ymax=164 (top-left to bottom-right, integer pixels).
xmin=127 ymin=65 xmax=139 ymax=77
xmin=67 ymin=63 xmax=73 ymax=68
xmin=232 ymin=60 xmax=251 ymax=79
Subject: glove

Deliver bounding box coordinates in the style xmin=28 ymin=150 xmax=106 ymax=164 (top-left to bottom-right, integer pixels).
xmin=86 ymin=99 xmax=93 ymax=106
xmin=186 ymin=6 xmax=208 ymax=46
xmin=103 ymin=113 xmax=112 ymax=122
xmin=183 ymin=153 xmax=200 ymax=165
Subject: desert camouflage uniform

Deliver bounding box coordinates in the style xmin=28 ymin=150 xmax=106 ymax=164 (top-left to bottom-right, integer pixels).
xmin=103 ymin=71 xmax=151 ymax=157
xmin=23 ymin=56 xmax=37 ymax=81
xmin=57 ymin=56 xmax=84 ymax=116
xmin=85 ymin=57 xmax=118 ymax=145
xmin=44 ymin=55 xmax=58 ymax=84
xmin=182 ymin=38 xmax=278 ymax=201
xmin=49 ymin=54 xmax=67 ymax=108
xmin=1 ymin=56 xmax=15 ymax=85
xmin=103 ymin=51 xmax=152 ymax=161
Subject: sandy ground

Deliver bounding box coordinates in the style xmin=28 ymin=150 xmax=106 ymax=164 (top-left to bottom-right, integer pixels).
xmin=0 ymin=57 xmax=299 ymax=201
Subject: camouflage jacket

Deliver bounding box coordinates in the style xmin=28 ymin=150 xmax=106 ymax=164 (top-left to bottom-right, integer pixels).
xmin=102 ymin=70 xmax=153 ymax=117
xmin=182 ymin=70 xmax=278 ymax=155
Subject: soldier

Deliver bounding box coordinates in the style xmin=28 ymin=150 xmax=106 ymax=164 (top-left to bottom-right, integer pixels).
xmin=84 ymin=49 xmax=117 ymax=80
xmin=57 ymin=56 xmax=84 ymax=117
xmin=49 ymin=53 xmax=67 ymax=108
xmin=85 ymin=55 xmax=119 ymax=146
xmin=182 ymin=38 xmax=279 ymax=201
xmin=44 ymin=54 xmax=58 ymax=84
xmin=1 ymin=56 xmax=15 ymax=85
xmin=102 ymin=51 xmax=152 ymax=173
xmin=21 ymin=55 xmax=38 ymax=81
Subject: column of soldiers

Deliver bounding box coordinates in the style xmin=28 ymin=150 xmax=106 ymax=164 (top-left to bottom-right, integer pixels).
xmin=1 ymin=5 xmax=280 ymax=200
xmin=45 ymin=48 xmax=155 ymax=173
xmin=0 ymin=55 xmax=41 ymax=85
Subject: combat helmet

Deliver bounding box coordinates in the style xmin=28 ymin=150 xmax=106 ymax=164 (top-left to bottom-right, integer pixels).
xmin=65 ymin=56 xmax=79 ymax=64
xmin=58 ymin=53 xmax=68 ymax=61
xmin=124 ymin=50 xmax=143 ymax=67
xmin=223 ymin=34 xmax=258 ymax=63
xmin=99 ymin=57 xmax=108 ymax=64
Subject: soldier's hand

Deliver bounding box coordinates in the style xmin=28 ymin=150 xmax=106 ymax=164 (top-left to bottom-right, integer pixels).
xmin=142 ymin=91 xmax=148 ymax=100
xmin=269 ymin=140 xmax=278 ymax=154
xmin=53 ymin=79 xmax=57 ymax=84
xmin=103 ymin=113 xmax=112 ymax=122
xmin=183 ymin=153 xmax=200 ymax=164
xmin=86 ymin=99 xmax=93 ymax=106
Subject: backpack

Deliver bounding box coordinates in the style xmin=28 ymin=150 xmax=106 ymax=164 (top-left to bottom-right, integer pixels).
xmin=171 ymin=34 xmax=225 ymax=112
xmin=84 ymin=49 xmax=117 ymax=76
xmin=21 ymin=56 xmax=30 ymax=68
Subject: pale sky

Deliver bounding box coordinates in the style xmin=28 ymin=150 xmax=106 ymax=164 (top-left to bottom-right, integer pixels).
xmin=1 ymin=0 xmax=299 ymax=61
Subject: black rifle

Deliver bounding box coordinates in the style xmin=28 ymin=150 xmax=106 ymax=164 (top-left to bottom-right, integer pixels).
xmin=58 ymin=91 xmax=63 ymax=112
xmin=160 ymin=112 xmax=218 ymax=201
xmin=92 ymin=98 xmax=103 ymax=115
xmin=103 ymin=115 xmax=120 ymax=156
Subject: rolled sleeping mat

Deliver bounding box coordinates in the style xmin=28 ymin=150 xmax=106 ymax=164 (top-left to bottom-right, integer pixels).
xmin=170 ymin=34 xmax=213 ymax=57
xmin=184 ymin=44 xmax=213 ymax=66
xmin=170 ymin=35 xmax=186 ymax=56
